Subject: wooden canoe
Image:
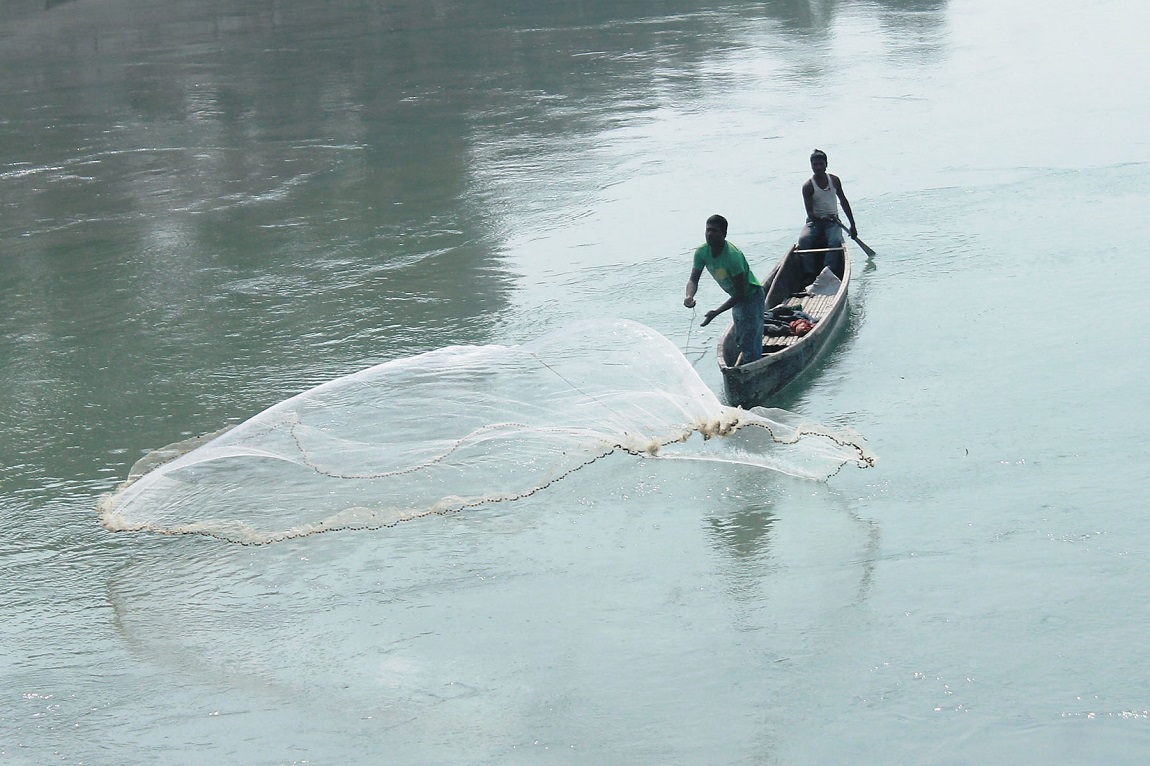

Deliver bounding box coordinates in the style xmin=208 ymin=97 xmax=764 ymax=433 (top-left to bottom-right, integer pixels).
xmin=717 ymin=243 xmax=851 ymax=408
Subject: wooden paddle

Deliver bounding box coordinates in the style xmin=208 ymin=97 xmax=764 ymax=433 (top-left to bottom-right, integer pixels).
xmin=837 ymin=220 xmax=876 ymax=258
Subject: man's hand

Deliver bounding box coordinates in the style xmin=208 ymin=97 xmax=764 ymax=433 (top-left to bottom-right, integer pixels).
xmin=683 ymin=296 xmax=696 ymax=309
xmin=699 ymin=310 xmax=718 ymax=327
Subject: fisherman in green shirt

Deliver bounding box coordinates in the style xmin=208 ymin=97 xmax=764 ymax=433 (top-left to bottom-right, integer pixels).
xmin=683 ymin=214 xmax=765 ymax=364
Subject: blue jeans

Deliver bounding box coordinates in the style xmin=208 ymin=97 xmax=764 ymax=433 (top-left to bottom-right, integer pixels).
xmin=732 ymin=284 xmax=765 ymax=364
xmin=798 ymin=218 xmax=844 ymax=277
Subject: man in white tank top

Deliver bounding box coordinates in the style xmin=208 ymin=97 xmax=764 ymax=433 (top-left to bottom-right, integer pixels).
xmin=798 ymin=149 xmax=857 ymax=279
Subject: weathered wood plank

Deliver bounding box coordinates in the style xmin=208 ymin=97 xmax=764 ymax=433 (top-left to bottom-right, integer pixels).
xmin=763 ymin=292 xmax=836 ymax=348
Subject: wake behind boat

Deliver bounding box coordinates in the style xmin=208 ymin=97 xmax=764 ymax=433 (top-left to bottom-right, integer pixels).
xmin=717 ymin=243 xmax=851 ymax=408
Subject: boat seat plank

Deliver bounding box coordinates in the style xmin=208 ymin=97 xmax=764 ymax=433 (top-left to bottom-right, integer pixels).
xmin=763 ymin=292 xmax=838 ymax=348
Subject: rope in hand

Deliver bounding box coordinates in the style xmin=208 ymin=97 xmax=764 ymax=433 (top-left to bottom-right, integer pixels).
xmin=684 ymin=305 xmax=697 ymax=356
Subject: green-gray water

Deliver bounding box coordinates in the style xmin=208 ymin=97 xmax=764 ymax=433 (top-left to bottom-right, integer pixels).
xmin=3 ymin=0 xmax=1150 ymax=763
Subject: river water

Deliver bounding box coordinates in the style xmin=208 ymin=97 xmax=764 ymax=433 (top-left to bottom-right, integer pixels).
xmin=3 ymin=0 xmax=1150 ymax=763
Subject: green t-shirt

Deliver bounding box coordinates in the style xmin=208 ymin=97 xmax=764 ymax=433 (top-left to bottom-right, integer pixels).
xmin=692 ymin=241 xmax=761 ymax=300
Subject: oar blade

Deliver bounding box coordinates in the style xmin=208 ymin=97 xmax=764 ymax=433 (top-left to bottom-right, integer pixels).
xmin=852 ymin=235 xmax=876 ymax=258
xmin=836 ymin=219 xmax=876 ymax=258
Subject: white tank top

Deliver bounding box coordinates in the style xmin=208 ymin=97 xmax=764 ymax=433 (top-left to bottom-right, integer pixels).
xmin=811 ymin=175 xmax=838 ymax=218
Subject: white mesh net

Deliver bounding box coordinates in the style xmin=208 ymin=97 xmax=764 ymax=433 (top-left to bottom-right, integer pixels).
xmin=98 ymin=319 xmax=874 ymax=544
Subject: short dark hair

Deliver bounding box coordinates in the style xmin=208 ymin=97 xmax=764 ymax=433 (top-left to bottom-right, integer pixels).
xmin=706 ymin=214 xmax=728 ymax=233
xmin=810 ymin=149 xmax=828 ymax=162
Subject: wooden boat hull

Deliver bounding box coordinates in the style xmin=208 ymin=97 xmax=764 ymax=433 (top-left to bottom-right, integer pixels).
xmin=717 ymin=244 xmax=851 ymax=408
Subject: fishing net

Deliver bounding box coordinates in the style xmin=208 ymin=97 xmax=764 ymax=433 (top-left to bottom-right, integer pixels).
xmin=98 ymin=319 xmax=874 ymax=545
